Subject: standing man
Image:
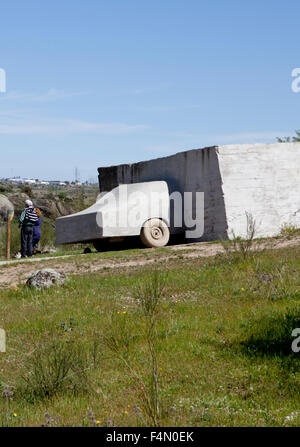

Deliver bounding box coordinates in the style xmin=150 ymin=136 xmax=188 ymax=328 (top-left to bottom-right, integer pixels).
xmin=19 ymin=200 xmax=38 ymax=258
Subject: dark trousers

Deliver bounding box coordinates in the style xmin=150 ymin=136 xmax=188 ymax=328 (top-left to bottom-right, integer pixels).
xmin=21 ymin=226 xmax=33 ymax=257
xmin=32 ymin=238 xmax=40 ymax=249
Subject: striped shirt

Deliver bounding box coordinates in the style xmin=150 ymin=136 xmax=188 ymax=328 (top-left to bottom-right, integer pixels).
xmin=19 ymin=207 xmax=38 ymax=227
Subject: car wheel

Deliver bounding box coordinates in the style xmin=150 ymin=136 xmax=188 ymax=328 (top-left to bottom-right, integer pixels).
xmin=140 ymin=218 xmax=170 ymax=248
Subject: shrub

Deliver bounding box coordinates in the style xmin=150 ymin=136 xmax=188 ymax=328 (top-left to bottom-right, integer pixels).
xmin=220 ymin=212 xmax=256 ymax=262
xmin=0 ymin=184 xmax=13 ymax=193
xmin=132 ymin=271 xmax=167 ymax=317
xmin=21 ymin=185 xmax=33 ymax=198
xmin=102 ymin=271 xmax=168 ymax=426
xmin=22 ymin=337 xmax=89 ymax=401
xmin=132 ymin=271 xmax=167 ymax=425
xmin=46 ymin=192 xmax=55 ymax=200
xmin=277 ymin=130 xmax=300 ymax=143
xmin=57 ymin=191 xmax=67 ymax=202
xmin=280 ymin=224 xmax=300 ymax=239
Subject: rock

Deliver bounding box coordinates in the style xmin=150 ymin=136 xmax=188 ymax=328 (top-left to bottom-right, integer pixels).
xmin=41 ymin=247 xmax=57 ymax=254
xmin=33 ymin=198 xmax=73 ymax=219
xmin=26 ymin=269 xmax=66 ymax=289
xmin=33 ymin=199 xmax=59 ymax=219
xmin=5 ymin=192 xmax=28 ymax=218
xmin=0 ymin=194 xmax=14 ymax=221
xmin=83 ymin=247 xmax=92 ymax=254
xmin=56 ymin=201 xmax=67 ymax=216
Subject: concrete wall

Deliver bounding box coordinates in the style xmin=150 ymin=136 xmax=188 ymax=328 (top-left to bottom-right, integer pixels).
xmin=98 ymin=142 xmax=300 ymax=241
xmin=217 ymin=143 xmax=300 ymax=238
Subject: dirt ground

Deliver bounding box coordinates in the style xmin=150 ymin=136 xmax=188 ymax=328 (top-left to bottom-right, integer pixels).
xmin=0 ymin=235 xmax=299 ymax=289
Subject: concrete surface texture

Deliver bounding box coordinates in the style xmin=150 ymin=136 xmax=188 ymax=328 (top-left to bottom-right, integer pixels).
xmin=98 ymin=142 xmax=300 ymax=241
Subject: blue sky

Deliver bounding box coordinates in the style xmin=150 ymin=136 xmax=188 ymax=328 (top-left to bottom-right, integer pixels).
xmin=0 ymin=0 xmax=300 ymax=181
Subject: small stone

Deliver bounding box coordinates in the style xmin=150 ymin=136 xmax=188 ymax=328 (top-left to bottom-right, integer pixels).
xmin=41 ymin=247 xmax=57 ymax=254
xmin=26 ymin=269 xmax=66 ymax=289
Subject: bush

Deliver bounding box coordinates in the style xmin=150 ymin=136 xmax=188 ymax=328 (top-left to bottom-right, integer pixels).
xmin=22 ymin=337 xmax=89 ymax=401
xmin=280 ymin=224 xmax=300 ymax=239
xmin=57 ymin=191 xmax=67 ymax=202
xmin=220 ymin=212 xmax=256 ymax=262
xmin=46 ymin=192 xmax=55 ymax=200
xmin=102 ymin=271 xmax=168 ymax=426
xmin=21 ymin=186 xmax=33 ymax=198
xmin=0 ymin=184 xmax=13 ymax=193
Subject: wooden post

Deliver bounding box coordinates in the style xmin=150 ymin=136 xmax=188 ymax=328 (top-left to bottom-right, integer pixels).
xmin=6 ymin=209 xmax=14 ymax=260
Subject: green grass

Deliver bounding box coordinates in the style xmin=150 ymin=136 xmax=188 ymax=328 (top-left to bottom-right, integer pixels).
xmin=0 ymin=245 xmax=300 ymax=426
xmin=279 ymin=224 xmax=300 ymax=239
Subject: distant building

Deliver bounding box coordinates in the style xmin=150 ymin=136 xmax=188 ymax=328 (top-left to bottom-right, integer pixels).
xmin=8 ymin=177 xmax=24 ymax=184
xmin=24 ymin=179 xmax=36 ymax=185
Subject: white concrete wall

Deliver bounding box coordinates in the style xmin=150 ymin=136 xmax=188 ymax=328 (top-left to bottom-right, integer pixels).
xmin=217 ymin=143 xmax=300 ymax=238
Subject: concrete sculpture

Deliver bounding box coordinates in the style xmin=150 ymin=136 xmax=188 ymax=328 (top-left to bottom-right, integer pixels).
xmin=56 ymin=142 xmax=300 ymax=249
xmin=56 ymin=181 xmax=170 ymax=248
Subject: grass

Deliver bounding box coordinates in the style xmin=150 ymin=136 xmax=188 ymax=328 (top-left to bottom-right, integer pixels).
xmin=240 ymin=306 xmax=300 ymax=356
xmin=0 ymin=244 xmax=300 ymax=426
xmin=280 ymin=224 xmax=300 ymax=239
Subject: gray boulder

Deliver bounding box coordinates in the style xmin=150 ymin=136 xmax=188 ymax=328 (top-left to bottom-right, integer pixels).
xmin=26 ymin=269 xmax=66 ymax=289
xmin=0 ymin=194 xmax=14 ymax=221
xmin=33 ymin=198 xmax=59 ymax=218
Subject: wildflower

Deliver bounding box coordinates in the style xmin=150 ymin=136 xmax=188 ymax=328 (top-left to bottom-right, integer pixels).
xmin=241 ymin=288 xmax=245 ymax=291
xmin=2 ymin=385 xmax=15 ymax=400
xmin=284 ymin=411 xmax=299 ymax=423
xmin=122 ymin=311 xmax=127 ymax=314
xmin=124 ymin=410 xmax=128 ymax=414
xmin=96 ymin=420 xmax=101 ymax=424
xmin=127 ymin=405 xmax=131 ymax=408
xmin=13 ymin=413 xmax=17 ymax=417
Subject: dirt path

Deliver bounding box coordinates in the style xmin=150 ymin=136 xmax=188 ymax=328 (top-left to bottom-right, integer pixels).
xmin=0 ymin=236 xmax=299 ymax=288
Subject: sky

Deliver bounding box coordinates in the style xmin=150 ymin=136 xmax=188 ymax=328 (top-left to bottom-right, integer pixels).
xmin=0 ymin=0 xmax=300 ymax=181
